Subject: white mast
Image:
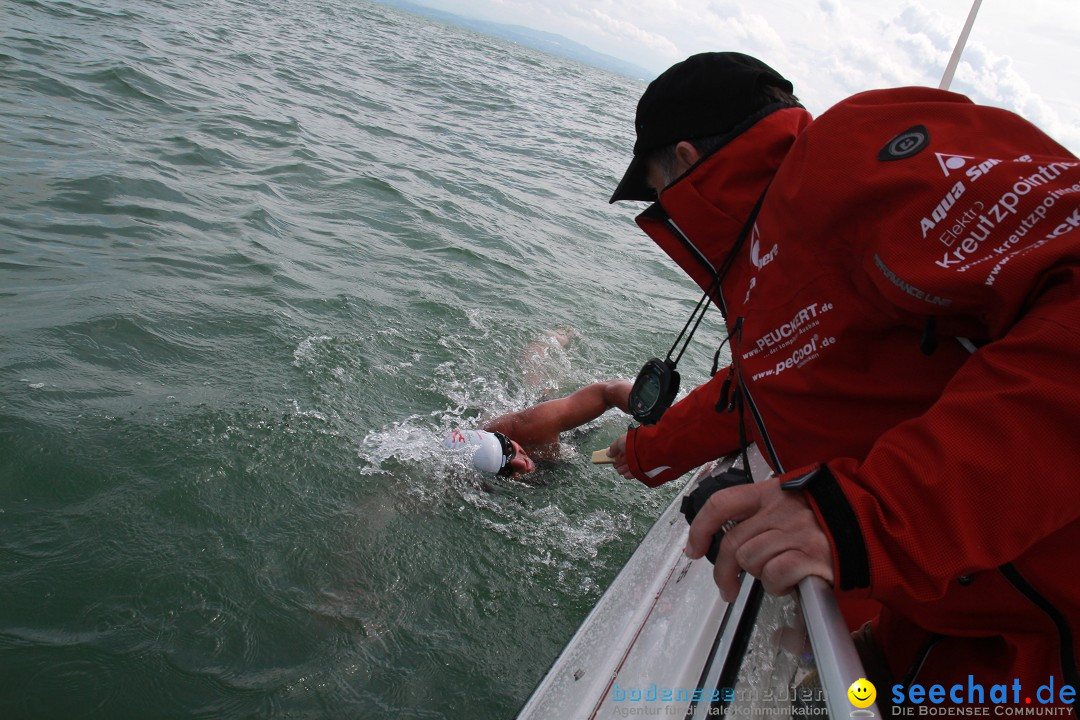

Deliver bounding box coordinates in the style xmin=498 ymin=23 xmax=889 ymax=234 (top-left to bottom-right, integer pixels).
xmin=940 ymin=0 xmax=984 ymax=90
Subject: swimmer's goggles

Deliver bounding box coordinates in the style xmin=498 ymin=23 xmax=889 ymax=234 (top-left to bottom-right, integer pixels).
xmin=493 ymin=431 xmax=517 ymax=477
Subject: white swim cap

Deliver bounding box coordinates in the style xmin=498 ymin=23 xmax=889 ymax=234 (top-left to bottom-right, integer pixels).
xmin=443 ymin=429 xmax=506 ymax=474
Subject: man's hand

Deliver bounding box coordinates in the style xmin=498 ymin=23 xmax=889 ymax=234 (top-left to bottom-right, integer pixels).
xmin=684 ymin=477 xmax=834 ymax=601
xmin=607 ymin=433 xmax=634 ymax=480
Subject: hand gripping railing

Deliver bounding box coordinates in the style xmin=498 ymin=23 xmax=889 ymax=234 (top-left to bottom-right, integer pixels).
xmin=689 ymin=444 xmax=880 ymax=720
xmin=517 ymin=445 xmax=880 ymax=719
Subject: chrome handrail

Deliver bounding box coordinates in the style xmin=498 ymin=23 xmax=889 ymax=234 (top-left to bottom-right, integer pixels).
xmin=799 ymin=575 xmax=881 ymax=718
xmin=743 ymin=444 xmax=881 ymax=718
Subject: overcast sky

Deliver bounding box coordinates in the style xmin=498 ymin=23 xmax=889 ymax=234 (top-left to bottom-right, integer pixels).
xmin=408 ymin=0 xmax=1080 ymax=154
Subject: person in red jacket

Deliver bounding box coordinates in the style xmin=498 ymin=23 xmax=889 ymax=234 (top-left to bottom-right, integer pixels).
xmin=605 ymin=51 xmax=1080 ymax=706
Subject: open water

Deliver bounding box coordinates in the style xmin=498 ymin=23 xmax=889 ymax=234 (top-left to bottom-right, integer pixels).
xmin=0 ymin=0 xmax=727 ymax=717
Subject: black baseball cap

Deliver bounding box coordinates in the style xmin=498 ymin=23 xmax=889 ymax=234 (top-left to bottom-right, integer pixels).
xmin=610 ymin=52 xmax=794 ymax=203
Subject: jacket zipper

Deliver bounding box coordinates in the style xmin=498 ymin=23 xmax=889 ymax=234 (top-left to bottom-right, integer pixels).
xmin=732 ymin=315 xmax=784 ymax=472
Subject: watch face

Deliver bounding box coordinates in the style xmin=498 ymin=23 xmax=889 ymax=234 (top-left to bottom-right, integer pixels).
xmin=636 ymin=373 xmax=661 ymax=409
xmin=631 ymin=359 xmax=675 ymax=424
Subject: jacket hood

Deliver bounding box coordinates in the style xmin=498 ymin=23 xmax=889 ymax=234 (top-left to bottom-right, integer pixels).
xmin=636 ymin=106 xmax=812 ymax=296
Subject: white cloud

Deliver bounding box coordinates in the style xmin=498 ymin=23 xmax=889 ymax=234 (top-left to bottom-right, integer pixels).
xmin=818 ymin=0 xmax=840 ymax=16
xmin=582 ymin=8 xmax=681 ymax=58
xmin=868 ymin=2 xmax=1080 ymax=151
xmin=701 ymin=6 xmax=787 ymax=54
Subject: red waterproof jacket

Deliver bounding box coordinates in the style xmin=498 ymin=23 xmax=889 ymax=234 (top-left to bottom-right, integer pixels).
xmin=623 ymin=87 xmax=1080 ymax=699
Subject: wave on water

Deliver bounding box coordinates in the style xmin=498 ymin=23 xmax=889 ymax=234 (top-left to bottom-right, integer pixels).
xmin=0 ymin=0 xmax=696 ymax=716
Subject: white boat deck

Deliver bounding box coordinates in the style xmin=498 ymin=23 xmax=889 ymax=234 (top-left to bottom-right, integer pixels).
xmin=517 ymin=445 xmax=879 ymax=720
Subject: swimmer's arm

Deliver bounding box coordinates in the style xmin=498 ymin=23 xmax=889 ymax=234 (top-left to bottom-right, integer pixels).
xmin=485 ymin=380 xmax=631 ymax=446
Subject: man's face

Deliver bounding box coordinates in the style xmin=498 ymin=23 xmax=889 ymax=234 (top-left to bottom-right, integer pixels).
xmin=645 ymin=158 xmax=671 ymax=200
xmin=507 ymin=439 xmax=535 ymax=475
xmin=644 ymin=142 xmax=702 ymax=200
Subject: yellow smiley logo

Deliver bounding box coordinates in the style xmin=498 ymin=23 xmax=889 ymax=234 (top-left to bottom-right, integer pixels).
xmin=848 ymin=678 xmax=876 ymax=708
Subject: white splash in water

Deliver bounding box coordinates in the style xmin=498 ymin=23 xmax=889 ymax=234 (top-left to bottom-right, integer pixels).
xmin=289 ymin=400 xmax=328 ymax=423
xmin=293 ymin=335 xmax=333 ymax=367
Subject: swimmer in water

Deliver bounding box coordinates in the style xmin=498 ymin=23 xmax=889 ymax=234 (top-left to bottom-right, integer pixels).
xmin=444 ymin=379 xmax=631 ymax=477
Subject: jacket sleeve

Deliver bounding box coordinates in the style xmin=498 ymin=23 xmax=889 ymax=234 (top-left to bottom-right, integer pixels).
xmin=796 ymin=289 xmax=1080 ymax=600
xmin=625 ymin=370 xmax=742 ymax=487
xmin=794 ymin=144 xmax=1080 ymax=600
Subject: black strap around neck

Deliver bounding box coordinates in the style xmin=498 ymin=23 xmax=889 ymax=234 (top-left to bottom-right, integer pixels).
xmin=664 ymin=185 xmax=771 ymax=365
